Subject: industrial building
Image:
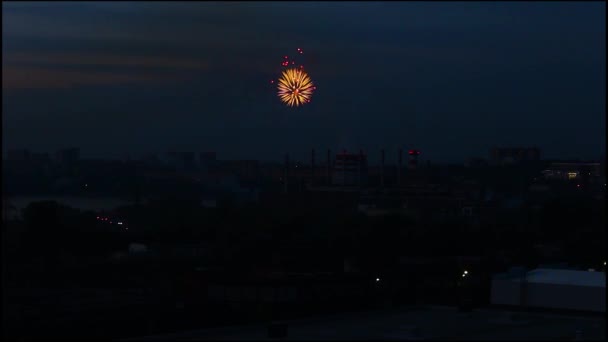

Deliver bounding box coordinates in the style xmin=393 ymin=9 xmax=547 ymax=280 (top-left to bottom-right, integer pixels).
xmin=542 ymin=161 xmax=601 ymax=181
xmin=332 ymin=151 xmax=367 ymax=186
xmin=490 ymin=147 xmax=540 ymax=165
xmin=491 ymin=267 xmax=606 ymax=313
xmin=55 ymin=147 xmax=80 ymax=165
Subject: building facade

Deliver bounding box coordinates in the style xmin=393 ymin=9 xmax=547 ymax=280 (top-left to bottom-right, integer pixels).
xmin=490 ymin=147 xmax=540 ymax=165
xmin=542 ymin=162 xmax=601 ymax=182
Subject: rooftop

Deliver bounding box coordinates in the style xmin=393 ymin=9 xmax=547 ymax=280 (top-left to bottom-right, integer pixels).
xmin=128 ymin=305 xmax=605 ymax=341
xmin=495 ymin=268 xmax=606 ymax=288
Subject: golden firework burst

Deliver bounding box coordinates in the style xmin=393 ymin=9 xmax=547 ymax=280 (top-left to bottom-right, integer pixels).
xmin=277 ymin=68 xmax=314 ymax=107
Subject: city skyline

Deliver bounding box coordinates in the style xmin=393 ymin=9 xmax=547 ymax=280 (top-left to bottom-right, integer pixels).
xmin=2 ymin=2 xmax=606 ymax=162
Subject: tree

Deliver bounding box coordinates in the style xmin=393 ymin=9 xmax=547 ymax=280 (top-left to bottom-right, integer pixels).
xmin=22 ymin=201 xmax=124 ymax=257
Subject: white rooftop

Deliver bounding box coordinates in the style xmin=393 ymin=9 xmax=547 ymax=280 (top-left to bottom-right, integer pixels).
xmin=500 ymin=268 xmax=606 ymax=288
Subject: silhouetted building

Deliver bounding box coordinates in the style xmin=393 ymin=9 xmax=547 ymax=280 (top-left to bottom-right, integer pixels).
xmin=7 ymin=149 xmax=31 ymax=161
xmin=490 ymin=147 xmax=540 ymax=165
xmin=30 ymin=152 xmax=51 ymax=162
xmin=55 ymin=147 xmax=80 ymax=165
xmin=259 ymin=162 xmax=284 ymax=182
xmin=542 ymin=161 xmax=601 ymax=182
xmin=465 ymin=158 xmax=488 ymax=168
xmin=140 ymin=153 xmax=164 ymax=167
xmin=2 ymin=196 xmax=19 ymax=222
xmin=220 ymin=160 xmax=260 ymax=182
xmin=55 ymin=147 xmax=80 ymax=176
xmin=199 ymin=152 xmax=217 ymax=171
xmin=408 ymin=149 xmax=421 ymax=170
xmin=167 ymin=151 xmax=196 ymax=171
xmin=333 ymin=152 xmax=367 ymax=186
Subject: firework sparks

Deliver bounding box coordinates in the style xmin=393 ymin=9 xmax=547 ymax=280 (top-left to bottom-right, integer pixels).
xmin=277 ymin=68 xmax=314 ymax=107
xmin=271 ymin=48 xmax=315 ymax=107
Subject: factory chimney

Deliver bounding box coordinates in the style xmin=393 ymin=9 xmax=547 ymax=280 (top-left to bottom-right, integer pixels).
xmin=408 ymin=149 xmax=420 ymax=170
xmin=359 ymin=149 xmax=364 ymax=187
xmin=284 ymin=153 xmax=289 ymax=193
xmin=327 ymin=149 xmax=331 ymax=185
xmin=342 ymin=149 xmax=347 ymax=186
xmin=381 ymin=149 xmax=385 ymax=188
xmin=398 ymin=149 xmax=403 ymax=186
xmin=311 ymin=148 xmax=315 ymax=183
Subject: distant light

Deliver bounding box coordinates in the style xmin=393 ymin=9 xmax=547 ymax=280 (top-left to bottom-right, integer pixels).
xmin=464 ymin=270 xmax=468 ymax=274
xmin=117 ymin=222 xmax=123 ymax=225
xmin=126 ymin=227 xmax=128 ymax=230
xmin=577 ymin=184 xmax=581 ymax=188
xmin=376 ymin=278 xmax=380 ymax=282
xmin=109 ymin=221 xmax=113 ymax=224
xmin=96 ymin=216 xmax=99 ymax=219
xmin=604 ymin=261 xmax=606 ymax=266
xmin=85 ymin=184 xmax=88 ymax=187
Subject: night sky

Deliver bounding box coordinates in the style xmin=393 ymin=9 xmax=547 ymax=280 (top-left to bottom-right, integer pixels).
xmin=2 ymin=2 xmax=605 ymax=163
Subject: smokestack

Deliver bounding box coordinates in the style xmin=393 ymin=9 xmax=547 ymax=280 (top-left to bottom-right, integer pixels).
xmin=343 ymin=150 xmax=347 ymax=187
xmin=327 ymin=149 xmax=331 ymax=185
xmin=381 ymin=149 xmax=385 ymax=188
xmin=131 ymin=159 xmax=141 ymax=206
xmin=398 ymin=149 xmax=403 ymax=186
xmin=359 ymin=149 xmax=364 ymax=187
xmin=311 ymin=148 xmax=315 ymax=181
xmin=408 ymin=149 xmax=420 ymax=170
xmin=284 ymin=154 xmax=289 ymax=193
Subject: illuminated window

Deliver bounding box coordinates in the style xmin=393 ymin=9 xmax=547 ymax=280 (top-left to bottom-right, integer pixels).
xmin=567 ymin=172 xmax=578 ymax=180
